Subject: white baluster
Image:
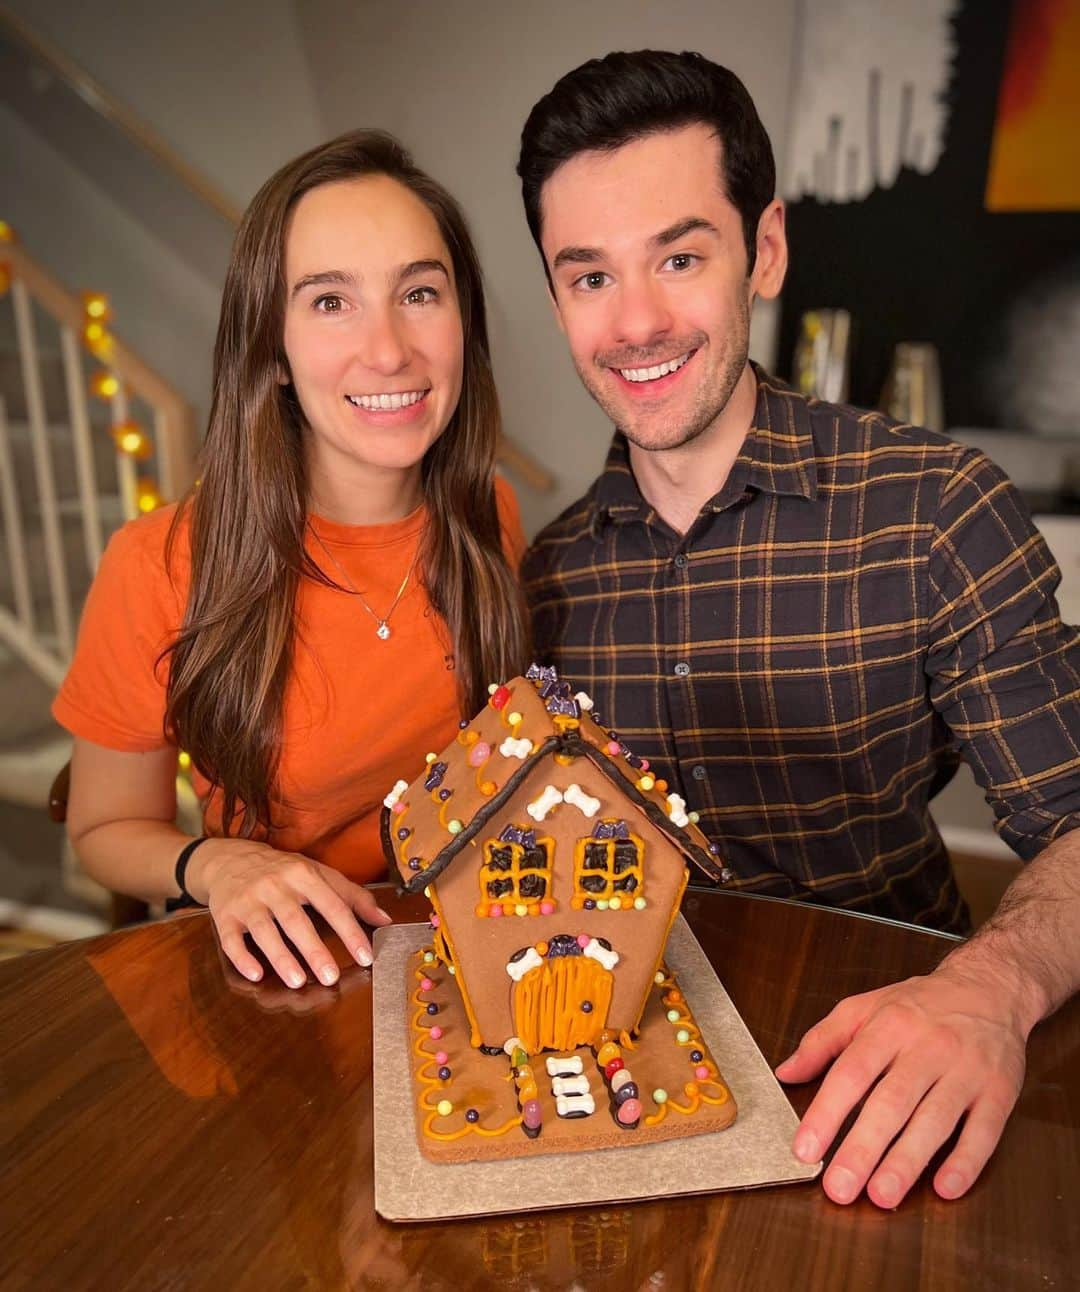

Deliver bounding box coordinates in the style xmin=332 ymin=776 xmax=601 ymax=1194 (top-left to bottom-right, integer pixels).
xmin=59 ymin=324 xmax=104 ymax=574
xmin=0 ymin=397 xmax=34 ymax=632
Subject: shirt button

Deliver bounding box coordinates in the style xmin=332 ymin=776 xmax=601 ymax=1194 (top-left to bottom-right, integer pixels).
xmin=674 ymin=553 xmax=689 ymax=569
xmin=674 ymin=662 xmax=690 ymax=677
xmin=691 ymin=764 xmax=708 ymax=781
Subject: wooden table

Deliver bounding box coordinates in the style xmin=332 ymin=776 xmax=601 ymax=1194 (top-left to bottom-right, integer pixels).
xmin=2 ymin=887 xmax=1077 ymax=1291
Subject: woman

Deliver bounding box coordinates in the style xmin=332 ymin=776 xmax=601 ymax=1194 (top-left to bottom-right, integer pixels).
xmin=54 ymin=130 xmax=530 ymax=988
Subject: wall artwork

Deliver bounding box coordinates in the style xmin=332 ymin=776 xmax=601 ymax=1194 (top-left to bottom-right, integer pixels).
xmin=778 ymin=0 xmax=1080 ymax=434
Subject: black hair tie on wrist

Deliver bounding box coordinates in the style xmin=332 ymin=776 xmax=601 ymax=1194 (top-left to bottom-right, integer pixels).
xmin=170 ymin=836 xmax=210 ymax=910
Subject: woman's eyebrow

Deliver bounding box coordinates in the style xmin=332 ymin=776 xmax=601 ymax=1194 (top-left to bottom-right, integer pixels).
xmin=392 ymin=258 xmax=449 ymax=286
xmin=290 ymin=269 xmax=358 ymax=299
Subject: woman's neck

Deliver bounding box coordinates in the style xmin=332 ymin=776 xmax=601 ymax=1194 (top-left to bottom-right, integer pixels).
xmin=306 ymin=456 xmax=424 ymax=526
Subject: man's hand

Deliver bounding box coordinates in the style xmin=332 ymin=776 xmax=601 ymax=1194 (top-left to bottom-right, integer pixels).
xmin=776 ymin=959 xmax=1033 ymax=1208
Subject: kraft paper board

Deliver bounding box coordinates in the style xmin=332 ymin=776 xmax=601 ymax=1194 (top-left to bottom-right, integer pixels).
xmin=372 ymin=915 xmax=821 ymax=1222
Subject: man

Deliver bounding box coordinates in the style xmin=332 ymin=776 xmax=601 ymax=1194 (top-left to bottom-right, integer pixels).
xmin=517 ymin=50 xmax=1080 ymax=1209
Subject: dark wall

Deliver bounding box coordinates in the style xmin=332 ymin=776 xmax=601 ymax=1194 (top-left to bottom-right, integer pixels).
xmin=777 ymin=0 xmax=1080 ymax=429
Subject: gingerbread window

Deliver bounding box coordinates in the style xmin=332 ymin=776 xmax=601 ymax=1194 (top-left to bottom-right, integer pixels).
xmin=477 ymin=826 xmax=555 ymax=916
xmin=572 ymin=821 xmax=645 ymax=909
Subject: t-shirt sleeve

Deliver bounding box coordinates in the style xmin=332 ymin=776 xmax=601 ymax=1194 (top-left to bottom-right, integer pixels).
xmin=52 ymin=516 xmax=182 ymax=752
xmin=495 ymin=473 xmax=528 ymax=571
xmin=926 ymin=448 xmax=1080 ymax=861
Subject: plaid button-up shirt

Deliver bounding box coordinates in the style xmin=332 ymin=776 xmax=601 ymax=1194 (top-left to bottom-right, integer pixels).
xmin=522 ymin=368 xmax=1080 ymax=933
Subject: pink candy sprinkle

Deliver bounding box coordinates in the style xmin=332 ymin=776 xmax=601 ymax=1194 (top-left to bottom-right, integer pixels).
xmin=577 ymin=934 xmax=590 ymax=948
xmin=436 ymin=1051 xmax=449 ymax=1064
xmin=392 ymin=802 xmax=406 ymax=814
xmin=606 ymin=741 xmax=620 ymax=755
xmin=420 ymin=978 xmax=433 ymax=991
xmin=640 ymin=759 xmax=649 ymax=772
xmin=539 ymin=900 xmax=555 ymax=916
xmin=429 ymin=1026 xmax=443 ymax=1040
xmin=430 ymin=913 xmax=439 ymax=928
xmin=490 ymin=904 xmax=503 ymax=918
xmin=695 ymin=1064 xmax=709 ymax=1080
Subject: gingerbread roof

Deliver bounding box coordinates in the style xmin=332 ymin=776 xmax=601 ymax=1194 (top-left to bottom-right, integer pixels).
xmin=381 ymin=665 xmax=729 ymax=894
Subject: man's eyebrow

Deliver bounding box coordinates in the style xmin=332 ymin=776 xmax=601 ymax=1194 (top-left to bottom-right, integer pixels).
xmin=290 ymin=269 xmax=358 ymax=299
xmin=551 ymin=245 xmax=605 ymax=272
xmin=392 ymin=258 xmax=450 ymax=287
xmin=650 ymin=216 xmax=721 ymax=247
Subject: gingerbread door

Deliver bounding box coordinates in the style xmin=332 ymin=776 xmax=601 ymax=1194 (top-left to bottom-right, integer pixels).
xmin=510 ymin=934 xmax=616 ymax=1053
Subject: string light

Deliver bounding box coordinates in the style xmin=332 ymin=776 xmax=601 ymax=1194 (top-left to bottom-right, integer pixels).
xmin=89 ymin=370 xmax=121 ymax=401
xmin=0 ymin=221 xmax=13 ymax=299
xmin=135 ymin=476 xmax=163 ymax=513
xmin=0 ymin=221 xmax=14 ymax=243
xmin=111 ymin=420 xmax=152 ymax=459
xmin=81 ymin=290 xmax=112 ymax=323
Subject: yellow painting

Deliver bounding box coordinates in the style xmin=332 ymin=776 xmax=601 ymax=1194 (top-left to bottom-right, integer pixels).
xmin=985 ymin=0 xmax=1080 ymax=211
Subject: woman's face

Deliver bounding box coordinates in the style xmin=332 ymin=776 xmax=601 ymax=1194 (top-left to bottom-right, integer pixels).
xmin=282 ymin=175 xmax=465 ymax=492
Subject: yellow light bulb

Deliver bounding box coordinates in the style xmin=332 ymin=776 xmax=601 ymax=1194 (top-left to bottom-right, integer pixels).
xmin=89 ymin=370 xmax=120 ymax=401
xmin=0 ymin=221 xmax=14 ymax=244
xmin=136 ymin=477 xmax=162 ymax=513
xmin=111 ymin=421 xmax=152 ymax=460
xmin=0 ymin=263 xmax=9 ymax=298
xmin=82 ymin=291 xmax=111 ymax=322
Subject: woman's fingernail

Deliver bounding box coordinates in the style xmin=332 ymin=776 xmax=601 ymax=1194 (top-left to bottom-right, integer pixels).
xmin=356 ymin=947 xmax=373 ymax=967
xmin=376 ymin=907 xmax=393 ymax=923
xmin=288 ymin=970 xmax=305 ymax=988
xmin=320 ymin=964 xmax=339 ymax=985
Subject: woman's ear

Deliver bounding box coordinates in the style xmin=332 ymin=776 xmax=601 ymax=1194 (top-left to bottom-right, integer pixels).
xmin=276 ymin=363 xmax=291 ymax=387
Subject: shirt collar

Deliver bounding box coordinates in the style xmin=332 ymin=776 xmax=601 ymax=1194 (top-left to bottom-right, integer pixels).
xmin=592 ymin=363 xmax=819 ymax=527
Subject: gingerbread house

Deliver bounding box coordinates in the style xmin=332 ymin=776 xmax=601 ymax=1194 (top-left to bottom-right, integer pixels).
xmin=382 ymin=665 xmax=728 ymax=1058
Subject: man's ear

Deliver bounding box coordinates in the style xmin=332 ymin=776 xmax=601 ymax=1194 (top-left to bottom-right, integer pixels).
xmin=545 ymin=278 xmax=567 ymax=335
xmin=749 ymin=199 xmax=788 ymax=302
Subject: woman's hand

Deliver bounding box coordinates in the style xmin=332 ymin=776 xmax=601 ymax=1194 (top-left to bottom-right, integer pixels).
xmin=186 ymin=838 xmax=393 ymax=988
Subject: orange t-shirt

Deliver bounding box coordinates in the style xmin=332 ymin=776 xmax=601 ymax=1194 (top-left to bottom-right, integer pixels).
xmin=52 ymin=476 xmax=526 ymax=884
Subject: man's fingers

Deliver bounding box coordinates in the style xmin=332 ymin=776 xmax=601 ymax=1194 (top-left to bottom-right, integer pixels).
xmin=790 ymin=1025 xmax=900 ymax=1163
xmin=776 ymin=989 xmax=885 ymax=1084
xmin=933 ymin=1083 xmax=1018 ymax=1200
xmin=247 ymin=914 xmax=307 ymax=989
xmin=273 ymin=902 xmax=341 ymax=986
xmin=822 ymin=1058 xmax=940 ymax=1205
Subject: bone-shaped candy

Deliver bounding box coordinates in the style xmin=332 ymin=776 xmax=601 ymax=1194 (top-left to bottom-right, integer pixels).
xmin=574 ymin=691 xmax=594 ymax=711
xmin=382 ymin=779 xmax=408 ymax=810
xmin=666 ymin=792 xmax=689 ymax=827
xmin=584 ymin=937 xmax=620 ymax=971
xmin=563 ymin=783 xmax=600 ymax=818
xmin=556 ymin=1093 xmax=595 ymax=1118
xmin=506 ymin=948 xmax=543 ymax=981
xmin=545 ymin=1055 xmax=583 ymax=1076
xmin=526 ymin=785 xmax=563 ymax=821
xmin=499 ymin=735 xmax=532 ymax=760
xmin=552 ymin=1074 xmax=591 ymax=1097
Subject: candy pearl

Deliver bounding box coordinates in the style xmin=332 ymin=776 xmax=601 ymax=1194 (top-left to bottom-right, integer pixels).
xmin=577 ymin=934 xmax=590 ymax=948
xmin=420 ymin=978 xmax=433 ymax=991
xmin=634 ymin=897 xmax=647 ymax=910
xmin=666 ymin=1009 xmax=681 ymax=1023
xmin=653 ymin=1088 xmax=668 ymax=1105
xmin=480 ymin=781 xmax=497 ymax=795
xmin=423 ymin=952 xmax=435 ymax=963
xmin=654 ymin=971 xmax=665 ymax=984
xmin=515 ymin=904 xmax=528 ymax=917
xmin=638 ymin=775 xmax=655 ymax=791
xmin=465 ymin=1108 xmax=480 ymax=1124
xmin=507 ymin=711 xmax=523 ymax=725
xmin=597 ymin=1042 xmax=621 ymax=1067
xmin=468 ymin=742 xmax=491 ymax=767
xmin=490 ymin=904 xmax=503 ymax=918
xmin=640 ymin=760 xmax=650 ymax=772
xmin=536 ymin=941 xmax=549 ymax=955
xmin=610 ymin=1068 xmax=634 ymax=1092
xmin=690 ymin=1049 xmax=704 ymax=1063
xmin=604 ymin=1057 xmax=625 ymax=1079
xmin=606 ymin=741 xmax=620 ymax=755
xmin=617 ymin=1098 xmax=642 ymax=1125
xmin=397 ymin=827 xmax=411 ymax=841
xmin=408 ymin=858 xmax=421 ymax=871
xmin=539 ymin=900 xmax=555 ymax=916
xmin=522 ymin=1099 xmax=542 ymax=1129
xmin=447 ymin=819 xmax=463 ymax=834
xmin=425 ymin=752 xmax=437 ymax=764
xmin=430 ymin=914 xmax=439 ymax=928
xmin=392 ymin=802 xmax=406 ymax=815
xmin=426 ymin=1003 xmax=439 ymax=1017
xmin=448 ymin=965 xmax=455 ymax=975
xmin=596 ymin=899 xmax=609 ymax=911
xmin=437 ymin=1066 xmax=451 ymax=1081
xmin=438 ymin=788 xmax=452 ymax=802
xmin=581 ymin=1000 xmax=593 ymax=1014
xmin=583 ymin=899 xmax=596 ymax=911
xmin=429 ymin=1026 xmax=443 ymax=1040
xmin=437 ymin=1100 xmax=453 ymax=1117
xmin=695 ymin=1065 xmax=710 ymax=1080
xmin=676 ymin=1028 xmax=691 ymax=1044
xmin=688 ymin=811 xmax=700 ymax=824
xmin=434 ymin=1050 xmax=448 ymax=1065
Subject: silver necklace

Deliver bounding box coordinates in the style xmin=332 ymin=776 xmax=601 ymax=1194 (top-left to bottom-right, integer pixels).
xmin=308 ymin=524 xmax=420 ymax=641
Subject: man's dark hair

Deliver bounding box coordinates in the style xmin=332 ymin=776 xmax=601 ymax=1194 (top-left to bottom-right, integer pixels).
xmin=517 ymin=50 xmax=775 ymax=279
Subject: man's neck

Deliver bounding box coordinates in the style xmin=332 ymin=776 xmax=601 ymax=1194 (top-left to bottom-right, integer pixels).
xmin=626 ymin=363 xmax=757 ymax=536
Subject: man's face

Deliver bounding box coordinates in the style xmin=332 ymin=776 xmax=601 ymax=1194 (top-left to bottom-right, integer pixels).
xmin=539 ymin=123 xmax=783 ymax=452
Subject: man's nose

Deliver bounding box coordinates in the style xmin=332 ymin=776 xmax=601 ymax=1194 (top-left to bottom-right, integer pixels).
xmin=611 ymin=277 xmax=673 ymax=350
xmin=357 ymin=307 xmax=410 ymax=375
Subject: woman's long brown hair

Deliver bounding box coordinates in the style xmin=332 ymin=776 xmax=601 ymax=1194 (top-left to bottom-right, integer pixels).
xmin=164 ymin=130 xmax=530 ymax=838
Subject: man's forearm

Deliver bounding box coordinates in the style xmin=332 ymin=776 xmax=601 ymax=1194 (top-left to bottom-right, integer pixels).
xmin=939 ymin=828 xmax=1080 ymax=1033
